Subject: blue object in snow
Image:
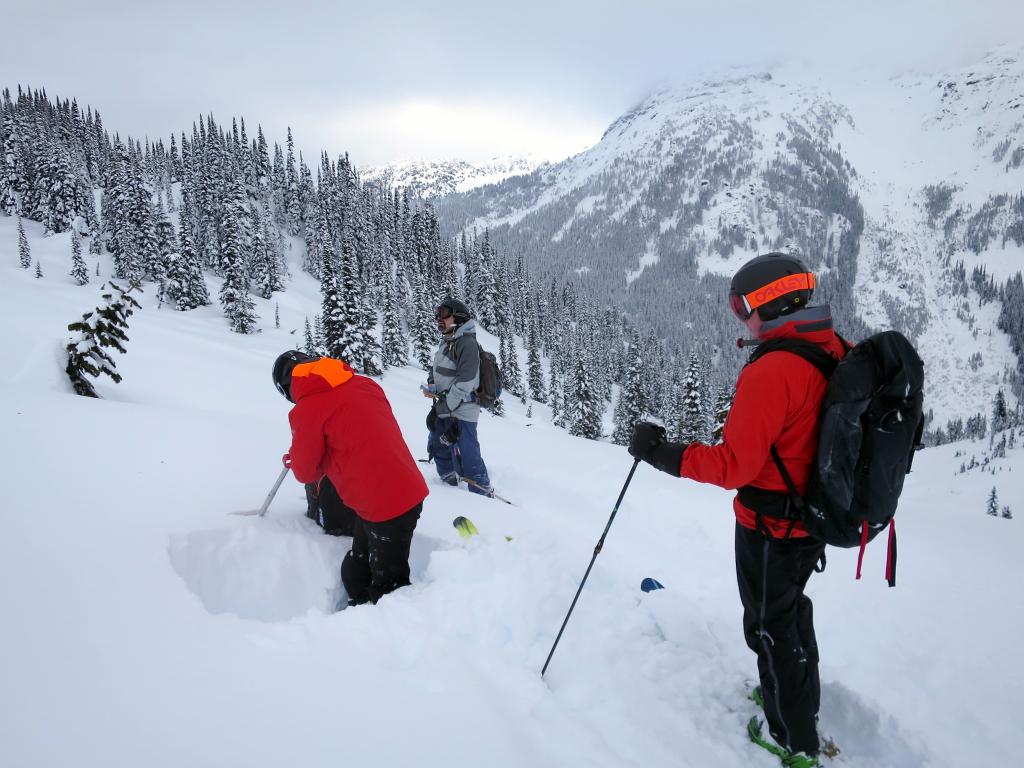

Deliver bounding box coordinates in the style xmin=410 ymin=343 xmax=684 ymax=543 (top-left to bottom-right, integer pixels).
xmin=641 ymin=577 xmax=665 ymax=593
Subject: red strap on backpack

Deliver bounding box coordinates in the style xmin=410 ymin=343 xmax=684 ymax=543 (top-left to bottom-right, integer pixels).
xmin=885 ymin=520 xmax=897 ymax=588
xmin=855 ymin=520 xmax=869 ymax=580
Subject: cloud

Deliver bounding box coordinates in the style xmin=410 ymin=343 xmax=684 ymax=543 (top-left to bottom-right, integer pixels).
xmin=2 ymin=0 xmax=1021 ymax=166
xmin=313 ymin=98 xmax=604 ymax=167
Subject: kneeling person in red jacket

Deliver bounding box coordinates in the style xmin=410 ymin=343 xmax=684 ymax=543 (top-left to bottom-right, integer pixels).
xmin=629 ymin=254 xmax=846 ymax=768
xmin=273 ymin=351 xmax=429 ymax=606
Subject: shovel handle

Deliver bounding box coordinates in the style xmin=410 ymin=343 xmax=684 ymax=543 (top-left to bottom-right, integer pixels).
xmin=258 ymin=466 xmax=291 ymax=517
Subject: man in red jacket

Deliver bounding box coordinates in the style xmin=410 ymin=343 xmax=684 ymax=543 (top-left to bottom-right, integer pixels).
xmin=273 ymin=351 xmax=429 ymax=606
xmin=629 ymin=254 xmax=846 ymax=768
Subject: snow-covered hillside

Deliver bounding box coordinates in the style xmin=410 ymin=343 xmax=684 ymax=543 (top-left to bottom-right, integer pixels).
xmin=362 ymin=154 xmax=547 ymax=199
xmin=434 ymin=48 xmax=1024 ymax=425
xmin=2 ymin=215 xmax=1022 ymax=768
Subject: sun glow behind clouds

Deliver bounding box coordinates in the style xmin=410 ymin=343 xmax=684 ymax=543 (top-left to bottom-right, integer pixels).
xmin=319 ymin=98 xmax=603 ymax=166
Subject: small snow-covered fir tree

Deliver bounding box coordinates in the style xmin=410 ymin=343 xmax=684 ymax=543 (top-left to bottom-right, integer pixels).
xmin=526 ymin=316 xmax=546 ymax=404
xmin=499 ymin=323 xmax=524 ymax=400
xmin=987 ymin=487 xmax=999 ymax=517
xmin=380 ymin=274 xmax=409 ymax=368
xmin=1 ymin=113 xmax=24 ymax=215
xmin=1002 ymin=506 xmax=1013 ymax=520
xmin=992 ymin=389 xmax=1008 ymax=433
xmin=674 ymin=351 xmax=708 ymax=443
xmin=612 ymin=330 xmax=648 ymax=445
xmin=218 ymin=182 xmax=257 ymax=333
xmin=88 ymin=224 xmax=102 ymax=256
xmin=165 ymin=207 xmax=211 ymax=311
xmin=70 ymin=233 xmax=89 ymax=285
xmin=711 ymin=385 xmax=734 ymax=444
xmin=35 ymin=260 xmax=43 ymax=278
xmin=303 ymin=317 xmax=316 ymax=355
xmin=568 ymin=350 xmax=603 ymax=440
xmin=549 ymin=369 xmax=563 ymax=427
xmin=65 ymin=281 xmax=142 ymax=398
xmin=411 ymin=269 xmax=436 ymax=370
xmin=319 ymin=225 xmax=348 ymax=359
xmin=18 ymin=217 xmax=31 ymax=268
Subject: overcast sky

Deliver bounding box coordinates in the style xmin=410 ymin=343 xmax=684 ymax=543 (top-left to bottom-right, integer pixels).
xmin=2 ymin=1 xmax=1020 ymax=168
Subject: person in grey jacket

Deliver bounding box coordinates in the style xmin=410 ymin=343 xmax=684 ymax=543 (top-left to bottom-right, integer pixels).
xmin=423 ymin=298 xmax=492 ymax=495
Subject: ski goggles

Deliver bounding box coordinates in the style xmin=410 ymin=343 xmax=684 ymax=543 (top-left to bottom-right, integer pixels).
xmin=730 ymin=272 xmax=816 ymax=321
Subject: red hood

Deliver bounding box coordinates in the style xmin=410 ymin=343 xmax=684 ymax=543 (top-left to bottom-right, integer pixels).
xmin=290 ymin=357 xmax=355 ymax=401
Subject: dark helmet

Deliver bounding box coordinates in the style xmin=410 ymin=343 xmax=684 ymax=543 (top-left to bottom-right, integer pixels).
xmin=729 ymin=252 xmax=815 ymax=323
xmin=435 ymin=297 xmax=472 ymax=324
xmin=272 ymin=350 xmax=319 ymax=402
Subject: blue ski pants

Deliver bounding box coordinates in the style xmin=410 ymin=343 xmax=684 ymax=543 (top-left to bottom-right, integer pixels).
xmin=427 ymin=416 xmax=491 ymax=495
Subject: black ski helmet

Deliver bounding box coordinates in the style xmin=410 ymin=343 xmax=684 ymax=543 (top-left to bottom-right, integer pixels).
xmin=272 ymin=350 xmax=319 ymax=402
xmin=435 ymin=297 xmax=472 ymax=324
xmin=729 ymin=252 xmax=815 ymax=323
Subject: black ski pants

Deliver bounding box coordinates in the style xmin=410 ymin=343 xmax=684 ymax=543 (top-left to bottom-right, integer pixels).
xmin=341 ymin=503 xmax=422 ymax=606
xmin=735 ymin=522 xmax=826 ymax=756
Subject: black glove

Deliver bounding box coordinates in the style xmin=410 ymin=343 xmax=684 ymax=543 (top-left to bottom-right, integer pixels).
xmin=629 ymin=421 xmax=686 ymax=477
xmin=439 ymin=417 xmax=461 ymax=447
xmin=426 ymin=406 xmax=438 ymax=434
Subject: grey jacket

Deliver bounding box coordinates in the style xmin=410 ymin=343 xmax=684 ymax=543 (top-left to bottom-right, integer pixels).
xmin=427 ymin=319 xmax=481 ymax=422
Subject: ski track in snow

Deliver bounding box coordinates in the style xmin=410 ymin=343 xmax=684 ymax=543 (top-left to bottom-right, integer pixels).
xmin=1 ymin=215 xmax=1022 ymax=767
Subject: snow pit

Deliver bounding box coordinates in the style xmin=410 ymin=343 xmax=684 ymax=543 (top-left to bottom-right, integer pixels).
xmin=168 ymin=518 xmax=350 ymax=621
xmin=168 ymin=517 xmax=442 ymax=621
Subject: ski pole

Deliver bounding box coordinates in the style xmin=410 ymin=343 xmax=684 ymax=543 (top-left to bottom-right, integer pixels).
xmin=258 ymin=466 xmax=290 ymax=517
xmin=460 ymin=476 xmax=514 ymax=505
xmin=541 ymin=458 xmax=640 ymax=678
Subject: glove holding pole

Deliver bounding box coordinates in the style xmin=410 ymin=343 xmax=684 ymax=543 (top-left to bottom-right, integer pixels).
xmin=628 ymin=421 xmax=688 ymax=477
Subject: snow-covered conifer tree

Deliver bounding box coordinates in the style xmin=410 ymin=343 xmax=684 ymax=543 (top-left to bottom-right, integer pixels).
xmin=1 ymin=112 xmax=24 ymax=215
xmin=568 ymin=350 xmax=603 ymax=440
xmin=674 ymin=351 xmax=707 ymax=443
xmin=411 ymin=268 xmax=436 ymax=370
xmin=612 ymin=330 xmax=648 ymax=445
xmin=499 ymin=323 xmax=524 ymax=399
xmin=164 ymin=205 xmax=210 ymax=311
xmin=527 ymin=316 xmax=546 ymax=404
xmin=381 ymin=273 xmax=409 ymax=368
xmin=218 ymin=180 xmax=257 ymax=333
xmin=303 ymin=317 xmax=316 ymax=355
xmin=710 ymin=385 xmax=734 ymax=444
xmin=65 ymin=281 xmax=142 ymax=397
xmin=987 ymin=487 xmax=999 ymax=516
xmin=18 ymin=217 xmax=30 ymax=268
xmin=70 ymin=232 xmax=89 ymax=285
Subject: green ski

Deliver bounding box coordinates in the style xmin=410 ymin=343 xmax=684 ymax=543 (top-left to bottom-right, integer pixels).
xmin=453 ymin=516 xmax=479 ymax=538
xmin=747 ymin=717 xmax=820 ymax=767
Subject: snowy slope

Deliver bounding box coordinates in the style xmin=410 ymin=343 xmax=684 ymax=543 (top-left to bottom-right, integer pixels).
xmin=2 ymin=216 xmax=1022 ymax=768
xmin=362 ymin=154 xmax=547 ymax=199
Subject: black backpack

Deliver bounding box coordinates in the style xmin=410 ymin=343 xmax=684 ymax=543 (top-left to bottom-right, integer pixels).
xmin=449 ymin=338 xmax=501 ymax=408
xmin=748 ymin=331 xmax=925 ymax=586
xmin=304 ymin=476 xmax=356 ymax=537
xmin=476 ymin=343 xmax=501 ymax=408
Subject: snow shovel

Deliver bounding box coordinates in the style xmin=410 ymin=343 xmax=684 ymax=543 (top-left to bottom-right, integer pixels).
xmin=230 ymin=466 xmax=289 ymax=517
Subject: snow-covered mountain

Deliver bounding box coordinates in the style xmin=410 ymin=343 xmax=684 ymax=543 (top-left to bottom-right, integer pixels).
xmin=2 ymin=214 xmax=1021 ymax=768
xmin=435 ymin=47 xmax=1024 ymax=425
xmin=362 ymin=154 xmax=548 ymax=198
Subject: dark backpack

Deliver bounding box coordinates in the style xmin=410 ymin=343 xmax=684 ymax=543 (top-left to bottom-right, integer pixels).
xmin=304 ymin=476 xmax=356 ymax=537
xmin=476 ymin=343 xmax=501 ymax=408
xmin=449 ymin=338 xmax=501 ymax=408
xmin=747 ymin=331 xmax=925 ymax=586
